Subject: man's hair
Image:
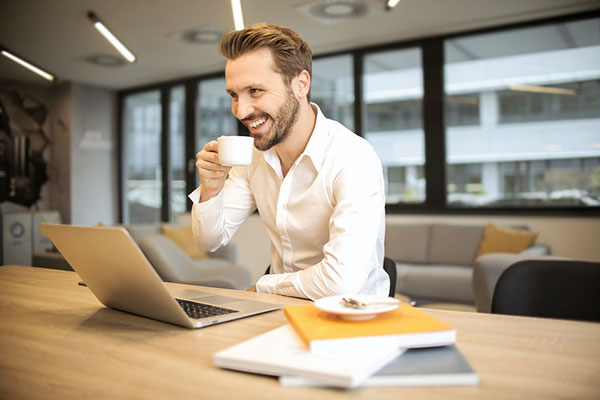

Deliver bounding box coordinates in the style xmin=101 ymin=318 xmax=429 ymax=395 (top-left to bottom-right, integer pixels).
xmin=219 ymin=23 xmax=313 ymax=99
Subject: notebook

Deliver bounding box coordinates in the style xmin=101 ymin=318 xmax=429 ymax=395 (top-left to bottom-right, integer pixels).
xmin=213 ymin=324 xmax=404 ymax=389
xmin=40 ymin=223 xmax=281 ymax=328
xmin=284 ymin=304 xmax=456 ymax=354
xmin=279 ymin=345 xmax=479 ymax=387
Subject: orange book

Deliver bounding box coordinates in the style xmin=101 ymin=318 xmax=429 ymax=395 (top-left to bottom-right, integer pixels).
xmin=284 ymin=304 xmax=456 ymax=354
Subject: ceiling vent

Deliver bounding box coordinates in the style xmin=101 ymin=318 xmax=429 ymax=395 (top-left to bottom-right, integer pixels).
xmin=169 ymin=28 xmax=223 ymax=44
xmin=295 ymin=0 xmax=370 ymax=24
xmin=82 ymin=54 xmax=128 ymax=67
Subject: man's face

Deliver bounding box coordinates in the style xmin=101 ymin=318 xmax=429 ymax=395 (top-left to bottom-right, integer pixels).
xmin=225 ymin=48 xmax=300 ymax=151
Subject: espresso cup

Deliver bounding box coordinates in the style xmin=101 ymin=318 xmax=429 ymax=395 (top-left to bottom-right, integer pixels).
xmin=217 ymin=135 xmax=255 ymax=166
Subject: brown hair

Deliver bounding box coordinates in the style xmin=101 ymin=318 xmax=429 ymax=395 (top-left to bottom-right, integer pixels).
xmin=219 ymin=23 xmax=313 ymax=99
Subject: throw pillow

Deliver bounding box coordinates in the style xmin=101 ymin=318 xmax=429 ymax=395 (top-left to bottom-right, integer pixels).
xmin=161 ymin=224 xmax=208 ymax=259
xmin=475 ymin=223 xmax=538 ymax=259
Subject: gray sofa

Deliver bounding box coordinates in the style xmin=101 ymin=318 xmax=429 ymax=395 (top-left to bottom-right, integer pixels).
xmin=126 ymin=225 xmax=254 ymax=290
xmin=385 ymin=222 xmax=550 ymax=305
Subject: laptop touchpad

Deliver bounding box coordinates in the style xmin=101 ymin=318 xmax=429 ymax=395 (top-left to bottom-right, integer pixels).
xmin=198 ymin=295 xmax=240 ymax=305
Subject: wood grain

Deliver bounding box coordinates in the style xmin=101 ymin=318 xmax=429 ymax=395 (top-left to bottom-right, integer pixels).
xmin=1 ymin=265 xmax=599 ymax=400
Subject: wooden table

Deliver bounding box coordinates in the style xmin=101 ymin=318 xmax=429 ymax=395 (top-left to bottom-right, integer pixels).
xmin=1 ymin=265 xmax=599 ymax=399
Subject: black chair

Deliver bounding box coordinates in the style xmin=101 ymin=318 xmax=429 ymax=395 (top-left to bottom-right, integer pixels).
xmin=265 ymin=257 xmax=397 ymax=297
xmin=491 ymin=259 xmax=600 ymax=322
xmin=383 ymin=256 xmax=397 ymax=297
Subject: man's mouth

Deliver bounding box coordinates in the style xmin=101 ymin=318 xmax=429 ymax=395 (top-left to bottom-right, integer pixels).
xmin=248 ymin=117 xmax=267 ymax=129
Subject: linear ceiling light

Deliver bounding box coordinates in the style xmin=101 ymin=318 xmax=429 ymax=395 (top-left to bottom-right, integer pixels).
xmin=87 ymin=12 xmax=136 ymax=63
xmin=510 ymin=84 xmax=576 ymax=96
xmin=0 ymin=49 xmax=55 ymax=81
xmin=231 ymin=0 xmax=245 ymax=31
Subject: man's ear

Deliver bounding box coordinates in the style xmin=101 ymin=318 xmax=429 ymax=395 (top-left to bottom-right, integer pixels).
xmin=293 ymin=70 xmax=311 ymax=100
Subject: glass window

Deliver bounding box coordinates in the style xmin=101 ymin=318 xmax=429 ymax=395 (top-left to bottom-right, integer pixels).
xmin=122 ymin=90 xmax=162 ymax=224
xmin=195 ymin=78 xmax=238 ymax=186
xmin=444 ymin=17 xmax=600 ymax=208
xmin=169 ymin=86 xmax=186 ymax=218
xmin=312 ymin=55 xmax=354 ymax=130
xmin=363 ymin=48 xmax=425 ymax=204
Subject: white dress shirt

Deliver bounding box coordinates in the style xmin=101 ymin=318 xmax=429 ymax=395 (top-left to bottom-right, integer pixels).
xmin=189 ymin=104 xmax=388 ymax=300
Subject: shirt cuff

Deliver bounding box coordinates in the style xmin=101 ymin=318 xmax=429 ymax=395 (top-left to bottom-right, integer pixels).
xmin=256 ymin=272 xmax=309 ymax=299
xmin=188 ymin=186 xmax=224 ymax=212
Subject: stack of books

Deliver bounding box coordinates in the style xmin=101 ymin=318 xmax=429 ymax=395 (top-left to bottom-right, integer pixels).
xmin=213 ymin=302 xmax=478 ymax=389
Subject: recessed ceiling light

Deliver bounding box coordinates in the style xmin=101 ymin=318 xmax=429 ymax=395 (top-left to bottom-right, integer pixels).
xmin=82 ymin=53 xmax=128 ymax=67
xmin=169 ymin=28 xmax=223 ymax=44
xmin=310 ymin=0 xmax=368 ymax=20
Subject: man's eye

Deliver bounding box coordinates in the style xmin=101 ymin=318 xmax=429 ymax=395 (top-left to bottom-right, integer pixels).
xmin=250 ymin=89 xmax=262 ymax=95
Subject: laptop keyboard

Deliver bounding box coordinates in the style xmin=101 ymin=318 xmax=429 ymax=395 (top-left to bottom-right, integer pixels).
xmin=175 ymin=298 xmax=238 ymax=319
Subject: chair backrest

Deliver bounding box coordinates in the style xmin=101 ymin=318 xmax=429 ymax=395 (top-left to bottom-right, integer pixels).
xmin=491 ymin=259 xmax=600 ymax=322
xmin=265 ymin=257 xmax=398 ymax=297
xmin=383 ymin=257 xmax=397 ymax=297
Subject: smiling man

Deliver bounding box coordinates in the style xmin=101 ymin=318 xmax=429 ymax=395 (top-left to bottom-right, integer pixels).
xmin=188 ymin=23 xmax=388 ymax=300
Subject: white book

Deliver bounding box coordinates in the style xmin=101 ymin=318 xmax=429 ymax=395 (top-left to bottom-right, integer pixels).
xmin=279 ymin=345 xmax=479 ymax=387
xmin=213 ymin=324 xmax=403 ymax=389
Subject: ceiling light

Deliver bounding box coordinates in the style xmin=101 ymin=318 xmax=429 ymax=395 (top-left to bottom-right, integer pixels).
xmin=87 ymin=12 xmax=136 ymax=63
xmin=83 ymin=53 xmax=128 ymax=67
xmin=386 ymin=0 xmax=401 ymax=9
xmin=510 ymin=84 xmax=576 ymax=96
xmin=231 ymin=0 xmax=244 ymax=31
xmin=169 ymin=28 xmax=223 ymax=44
xmin=309 ymin=0 xmax=368 ymax=20
xmin=0 ymin=48 xmax=55 ymax=81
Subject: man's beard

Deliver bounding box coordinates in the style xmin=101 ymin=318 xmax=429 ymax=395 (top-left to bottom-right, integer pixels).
xmin=248 ymin=88 xmax=300 ymax=151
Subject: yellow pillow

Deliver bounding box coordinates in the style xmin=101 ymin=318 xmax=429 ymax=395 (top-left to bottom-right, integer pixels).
xmin=161 ymin=224 xmax=208 ymax=259
xmin=475 ymin=223 xmax=538 ymax=259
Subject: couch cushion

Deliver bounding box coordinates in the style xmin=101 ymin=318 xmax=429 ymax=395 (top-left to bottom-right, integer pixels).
xmin=395 ymin=262 xmax=474 ymax=302
xmin=385 ymin=223 xmax=430 ymax=263
xmin=475 ymin=223 xmax=538 ymax=259
xmin=126 ymin=224 xmax=161 ymax=242
xmin=162 ymin=224 xmax=208 ymax=259
xmin=429 ymin=223 xmax=485 ymax=266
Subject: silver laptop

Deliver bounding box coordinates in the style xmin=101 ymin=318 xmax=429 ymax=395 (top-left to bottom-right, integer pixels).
xmin=40 ymin=223 xmax=281 ymax=328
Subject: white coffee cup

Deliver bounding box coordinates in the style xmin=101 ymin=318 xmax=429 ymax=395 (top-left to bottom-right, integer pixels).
xmin=217 ymin=135 xmax=255 ymax=166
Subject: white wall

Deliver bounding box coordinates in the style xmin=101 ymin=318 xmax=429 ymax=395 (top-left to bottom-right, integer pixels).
xmin=70 ymin=84 xmax=118 ymax=226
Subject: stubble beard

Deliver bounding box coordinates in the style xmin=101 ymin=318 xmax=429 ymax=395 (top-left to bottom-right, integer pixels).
xmin=251 ymin=88 xmax=300 ymax=152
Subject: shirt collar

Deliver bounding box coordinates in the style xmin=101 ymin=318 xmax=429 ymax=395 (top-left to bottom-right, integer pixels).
xmin=302 ymin=103 xmax=329 ymax=172
xmin=262 ymin=103 xmax=329 ymax=174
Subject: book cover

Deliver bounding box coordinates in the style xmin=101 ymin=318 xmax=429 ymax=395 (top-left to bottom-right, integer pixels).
xmin=280 ymin=344 xmax=479 ymax=387
xmin=284 ymin=304 xmax=456 ymax=354
xmin=212 ymin=324 xmax=403 ymax=389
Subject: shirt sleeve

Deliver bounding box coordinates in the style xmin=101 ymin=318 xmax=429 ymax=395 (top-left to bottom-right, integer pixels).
xmin=189 ymin=166 xmax=256 ymax=252
xmin=256 ymin=147 xmax=386 ymax=300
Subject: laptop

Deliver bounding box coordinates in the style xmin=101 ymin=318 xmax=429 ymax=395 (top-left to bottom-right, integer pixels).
xmin=40 ymin=223 xmax=281 ymax=328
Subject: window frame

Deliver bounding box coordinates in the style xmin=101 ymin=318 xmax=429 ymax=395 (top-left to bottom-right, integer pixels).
xmin=117 ymin=10 xmax=600 ymax=223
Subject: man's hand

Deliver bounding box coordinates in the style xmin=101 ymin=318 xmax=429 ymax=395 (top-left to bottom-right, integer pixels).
xmin=246 ymin=285 xmax=257 ymax=292
xmin=195 ymin=140 xmax=231 ymax=202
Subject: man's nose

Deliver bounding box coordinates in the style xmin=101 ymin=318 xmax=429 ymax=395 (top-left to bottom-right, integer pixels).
xmin=233 ymin=95 xmax=254 ymax=120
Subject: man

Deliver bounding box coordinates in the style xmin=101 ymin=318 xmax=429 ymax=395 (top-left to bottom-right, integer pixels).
xmin=189 ymin=23 xmax=388 ymax=300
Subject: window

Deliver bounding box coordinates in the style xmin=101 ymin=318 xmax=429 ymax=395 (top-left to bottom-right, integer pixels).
xmin=312 ymin=55 xmax=354 ymax=130
xmin=119 ymin=13 xmax=600 ymax=218
xmin=169 ymin=86 xmax=186 ymax=217
xmin=122 ymin=90 xmax=162 ymax=223
xmin=363 ymin=48 xmax=425 ymax=204
xmin=444 ymin=17 xmax=600 ymax=208
xmin=195 ymin=78 xmax=238 ymax=186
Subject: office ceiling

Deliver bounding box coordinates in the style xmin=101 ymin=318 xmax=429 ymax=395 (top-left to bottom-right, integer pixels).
xmin=0 ymin=0 xmax=598 ymax=90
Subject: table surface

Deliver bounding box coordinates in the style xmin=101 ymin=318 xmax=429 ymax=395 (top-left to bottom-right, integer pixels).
xmin=1 ymin=265 xmax=599 ymax=400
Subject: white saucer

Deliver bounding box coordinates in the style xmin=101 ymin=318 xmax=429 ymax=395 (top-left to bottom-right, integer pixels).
xmin=314 ymin=295 xmax=400 ymax=320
